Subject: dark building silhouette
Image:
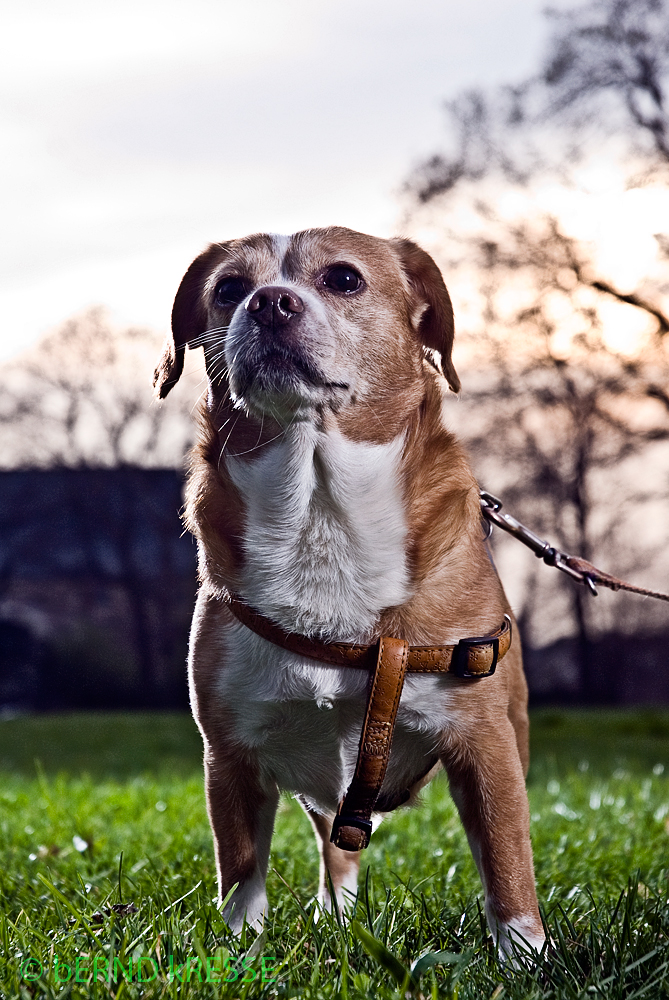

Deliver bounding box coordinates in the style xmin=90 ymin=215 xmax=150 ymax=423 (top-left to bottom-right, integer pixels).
xmin=0 ymin=469 xmax=196 ymax=710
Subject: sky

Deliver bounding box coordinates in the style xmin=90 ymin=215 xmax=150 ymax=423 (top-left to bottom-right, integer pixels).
xmin=1 ymin=0 xmax=576 ymax=361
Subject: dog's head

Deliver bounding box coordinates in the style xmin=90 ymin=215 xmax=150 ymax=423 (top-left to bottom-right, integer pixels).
xmin=154 ymin=227 xmax=460 ymax=426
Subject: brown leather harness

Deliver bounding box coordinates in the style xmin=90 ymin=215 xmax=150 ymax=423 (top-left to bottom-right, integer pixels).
xmin=223 ymin=491 xmax=668 ymax=853
xmin=224 ymin=593 xmax=511 ymax=851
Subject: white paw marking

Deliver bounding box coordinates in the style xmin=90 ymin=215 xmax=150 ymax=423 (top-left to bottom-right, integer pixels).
xmin=222 ymin=873 xmax=267 ymax=934
xmin=494 ymin=914 xmax=545 ymax=963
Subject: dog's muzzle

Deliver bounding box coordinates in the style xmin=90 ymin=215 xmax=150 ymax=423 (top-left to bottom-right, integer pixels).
xmin=227 ymin=287 xmax=348 ymax=408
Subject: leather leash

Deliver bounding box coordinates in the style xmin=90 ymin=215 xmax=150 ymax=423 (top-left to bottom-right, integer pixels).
xmin=224 ymin=593 xmax=511 ymax=850
xmin=480 ymin=491 xmax=669 ymax=603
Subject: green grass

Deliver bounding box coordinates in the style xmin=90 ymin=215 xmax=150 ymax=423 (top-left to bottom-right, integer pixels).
xmin=1 ymin=710 xmax=669 ymax=998
xmin=0 ymin=712 xmax=204 ymax=778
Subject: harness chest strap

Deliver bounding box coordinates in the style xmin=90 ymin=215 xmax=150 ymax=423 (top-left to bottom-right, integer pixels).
xmin=223 ymin=593 xmax=512 ymax=851
xmin=330 ymin=635 xmax=409 ymax=851
xmin=224 ymin=594 xmax=511 ymax=676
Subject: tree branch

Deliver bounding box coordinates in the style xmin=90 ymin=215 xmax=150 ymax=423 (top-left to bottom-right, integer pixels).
xmin=590 ymin=278 xmax=669 ymax=335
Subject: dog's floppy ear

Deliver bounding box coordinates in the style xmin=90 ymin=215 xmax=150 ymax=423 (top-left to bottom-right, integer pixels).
xmin=153 ymin=244 xmax=224 ymax=399
xmin=390 ymin=238 xmax=460 ymax=393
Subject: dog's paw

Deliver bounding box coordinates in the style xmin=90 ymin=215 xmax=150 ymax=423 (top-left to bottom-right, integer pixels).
xmin=313 ymin=886 xmax=358 ymax=924
xmin=494 ymin=917 xmax=546 ymax=967
xmin=221 ymin=878 xmax=268 ymax=935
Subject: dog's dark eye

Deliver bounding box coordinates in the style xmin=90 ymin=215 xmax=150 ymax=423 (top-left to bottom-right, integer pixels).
xmin=323 ymin=266 xmax=364 ymax=294
xmin=214 ymin=276 xmax=249 ymax=307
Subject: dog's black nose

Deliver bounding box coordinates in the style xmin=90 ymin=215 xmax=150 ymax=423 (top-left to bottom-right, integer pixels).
xmin=245 ymin=286 xmax=304 ymax=327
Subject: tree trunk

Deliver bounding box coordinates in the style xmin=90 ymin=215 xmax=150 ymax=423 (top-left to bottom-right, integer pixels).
xmin=571 ymin=421 xmax=595 ymax=700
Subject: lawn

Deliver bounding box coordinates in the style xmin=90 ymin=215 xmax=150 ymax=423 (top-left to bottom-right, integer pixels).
xmin=1 ymin=710 xmax=669 ymax=998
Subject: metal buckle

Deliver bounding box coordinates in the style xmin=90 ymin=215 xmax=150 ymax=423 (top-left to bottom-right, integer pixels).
xmin=330 ymin=813 xmax=373 ymax=850
xmin=452 ymin=633 xmax=500 ymax=679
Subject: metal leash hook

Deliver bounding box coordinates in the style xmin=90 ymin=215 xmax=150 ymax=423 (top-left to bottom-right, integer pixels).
xmin=479 ymin=489 xmax=669 ymax=603
xmin=479 ymin=491 xmax=599 ymax=595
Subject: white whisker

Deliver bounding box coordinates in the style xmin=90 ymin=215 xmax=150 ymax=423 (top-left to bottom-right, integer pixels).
xmin=189 ymin=325 xmax=230 ymax=348
xmin=189 ymin=386 xmax=208 ymax=417
xmin=228 ymin=424 xmax=289 ymax=458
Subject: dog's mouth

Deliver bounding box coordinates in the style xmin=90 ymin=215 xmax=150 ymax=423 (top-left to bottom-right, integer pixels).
xmin=230 ymin=344 xmax=349 ymax=409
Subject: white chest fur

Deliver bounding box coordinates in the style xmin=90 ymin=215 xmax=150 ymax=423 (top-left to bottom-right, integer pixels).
xmin=226 ymin=423 xmax=411 ymax=641
xmin=214 ymin=424 xmax=452 ymax=810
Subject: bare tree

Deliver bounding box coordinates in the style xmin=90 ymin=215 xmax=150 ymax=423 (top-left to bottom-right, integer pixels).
xmin=0 ymin=307 xmax=198 ymax=469
xmin=411 ymin=0 xmax=669 ymax=201
xmin=405 ymin=0 xmax=669 ymax=698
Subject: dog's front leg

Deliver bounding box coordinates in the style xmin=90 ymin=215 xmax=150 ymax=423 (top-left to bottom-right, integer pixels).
xmin=441 ymin=719 xmax=544 ymax=961
xmin=303 ymin=805 xmax=361 ymax=916
xmin=204 ymin=743 xmax=279 ymax=933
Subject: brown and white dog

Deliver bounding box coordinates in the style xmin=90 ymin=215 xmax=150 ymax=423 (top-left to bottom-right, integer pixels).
xmin=154 ymin=227 xmax=544 ymax=958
